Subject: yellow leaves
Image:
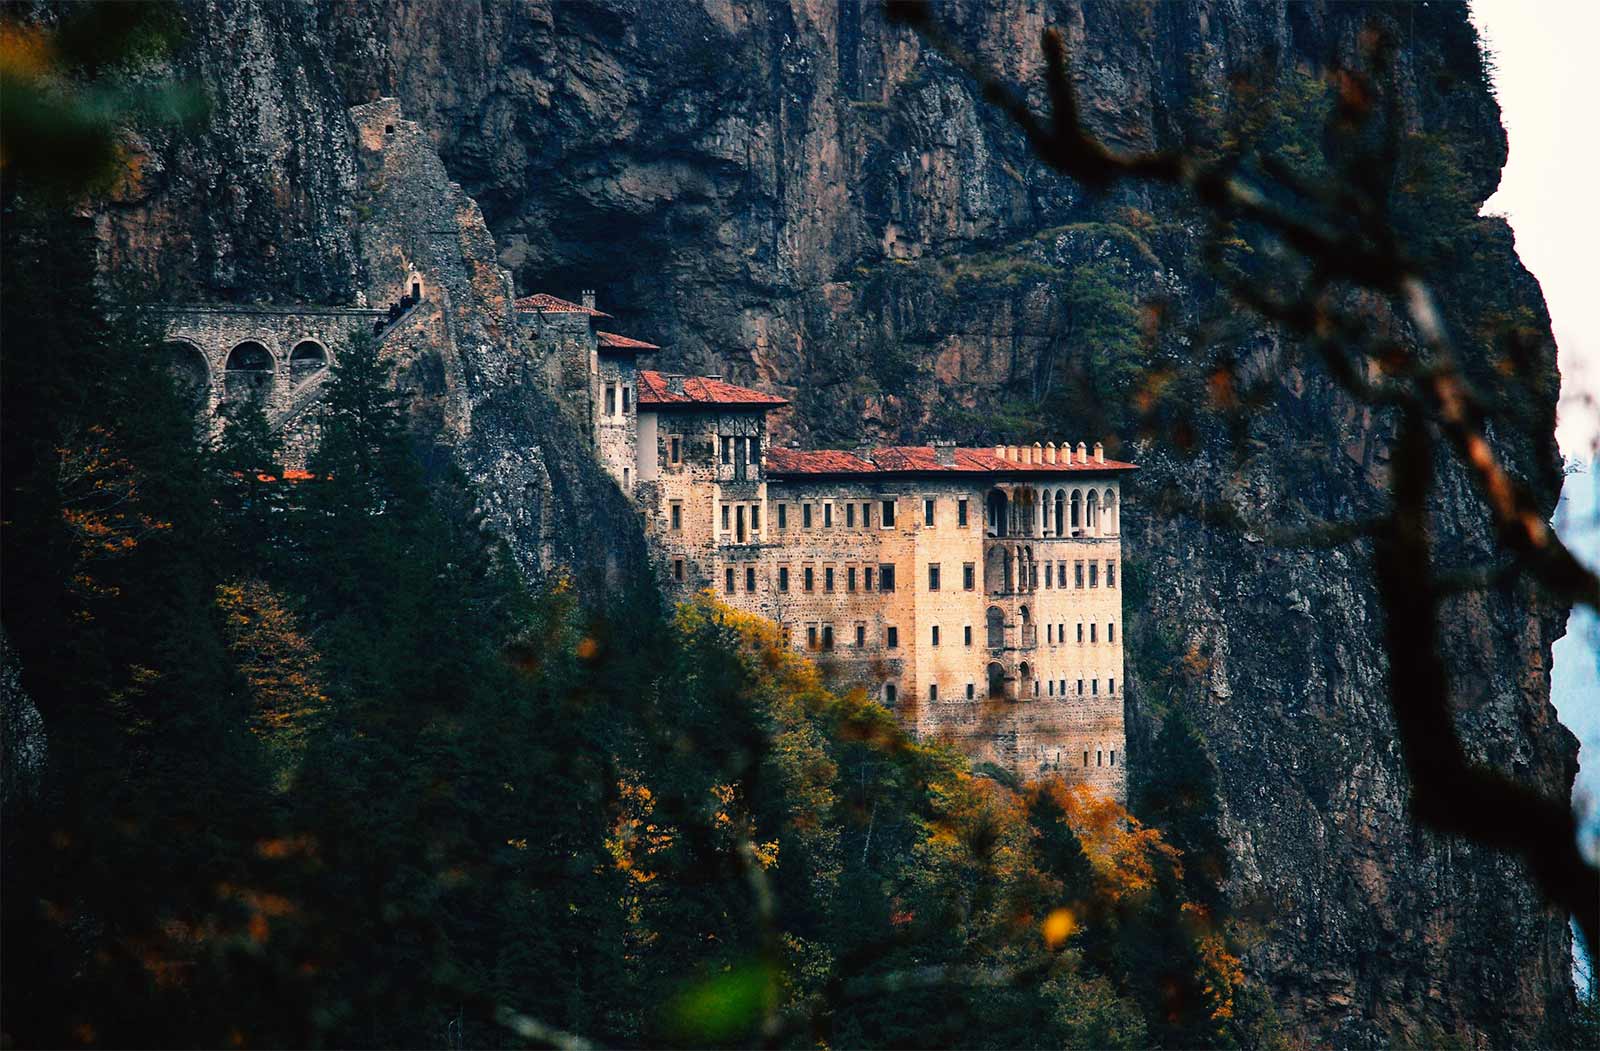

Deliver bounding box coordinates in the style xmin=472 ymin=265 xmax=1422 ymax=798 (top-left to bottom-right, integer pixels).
xmin=214 ymin=581 xmax=327 ymax=745
xmin=1042 ymin=906 xmax=1078 ymax=949
xmin=1187 ymin=904 xmax=1246 ymax=1023
xmin=1034 ymin=779 xmax=1182 ymax=906
xmin=607 ymin=771 xmax=674 ymax=887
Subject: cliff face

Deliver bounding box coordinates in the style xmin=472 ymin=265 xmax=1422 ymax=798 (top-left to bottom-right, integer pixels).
xmin=94 ymin=0 xmax=1576 ymax=1045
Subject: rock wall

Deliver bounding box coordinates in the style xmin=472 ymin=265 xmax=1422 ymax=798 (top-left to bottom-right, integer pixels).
xmin=90 ymin=0 xmax=1577 ymax=1045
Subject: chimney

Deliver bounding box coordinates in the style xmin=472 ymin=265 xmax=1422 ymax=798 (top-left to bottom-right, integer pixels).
xmin=1031 ymin=441 xmax=1042 ymax=464
xmin=581 ymin=288 xmax=596 ymax=311
xmin=666 ymin=373 xmax=686 ymax=395
xmin=1007 ymin=444 xmax=1019 ymax=462
xmin=994 ymin=444 xmax=1006 ymax=459
xmin=933 ymin=438 xmax=957 ymax=466
xmin=1045 ymin=442 xmax=1056 ymax=464
xmin=1094 ymin=442 xmax=1105 ymax=464
xmin=1077 ymin=441 xmax=1088 ymax=463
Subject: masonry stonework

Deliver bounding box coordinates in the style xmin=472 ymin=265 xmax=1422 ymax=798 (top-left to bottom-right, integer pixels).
xmin=154 ymin=99 xmax=1131 ymax=792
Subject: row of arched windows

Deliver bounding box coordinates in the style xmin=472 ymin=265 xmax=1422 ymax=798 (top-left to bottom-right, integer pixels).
xmin=985 ymin=485 xmax=1118 ymax=538
xmin=165 ymin=338 xmax=330 ymax=405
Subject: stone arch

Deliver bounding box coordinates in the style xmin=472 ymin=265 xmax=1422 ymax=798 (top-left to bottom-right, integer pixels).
xmin=163 ymin=340 xmax=210 ymax=406
xmin=987 ymin=661 xmax=1006 ymax=699
xmin=1018 ymin=661 xmax=1033 ymax=698
xmin=408 ymin=272 xmax=424 ymax=301
xmin=224 ymin=341 xmax=274 ymax=402
xmin=986 ymin=488 xmax=1008 ymax=537
xmin=1054 ymin=490 xmax=1065 ymax=536
xmin=1103 ymin=488 xmax=1117 ymax=534
xmin=289 ymin=339 xmax=329 ymax=381
xmin=1087 ymin=489 xmax=1100 ymax=534
xmin=1070 ymin=488 xmax=1082 ymax=531
xmin=985 ymin=605 xmax=1005 ymax=649
xmin=984 ymin=543 xmax=1008 ymax=593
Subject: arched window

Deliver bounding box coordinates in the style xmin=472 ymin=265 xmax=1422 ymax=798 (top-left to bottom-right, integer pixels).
xmin=987 ymin=661 xmax=1006 ymax=699
xmin=1103 ymin=489 xmax=1117 ymax=534
xmin=1054 ymin=490 xmax=1065 ymax=536
xmin=290 ymin=340 xmax=328 ymax=380
xmin=986 ymin=606 xmax=1005 ymax=648
xmin=163 ymin=341 xmax=209 ymax=406
xmin=1086 ymin=489 xmax=1100 ymax=534
xmin=1018 ymin=661 xmax=1032 ymax=698
xmin=986 ymin=489 xmax=1008 ymax=538
xmin=224 ymin=341 xmax=274 ymax=401
xmin=1070 ymin=489 xmax=1082 ymax=530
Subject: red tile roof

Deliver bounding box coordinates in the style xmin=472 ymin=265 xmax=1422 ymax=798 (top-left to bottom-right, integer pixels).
xmin=637 ymin=370 xmax=789 ymax=409
xmin=513 ymin=292 xmax=612 ymax=317
xmin=766 ymin=445 xmax=1137 ymax=477
xmin=596 ymin=330 xmax=660 ymax=352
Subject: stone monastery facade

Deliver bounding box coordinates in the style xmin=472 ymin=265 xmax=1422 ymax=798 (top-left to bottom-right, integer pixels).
xmin=517 ymin=293 xmax=1133 ymax=793
xmin=156 ymin=98 xmax=1129 ymax=790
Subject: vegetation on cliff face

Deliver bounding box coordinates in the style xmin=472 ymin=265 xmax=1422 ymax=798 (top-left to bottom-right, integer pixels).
xmin=1 ymin=190 xmax=1286 ymax=1046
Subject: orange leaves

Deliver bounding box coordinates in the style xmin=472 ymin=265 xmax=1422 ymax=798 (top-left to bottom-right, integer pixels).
xmin=55 ymin=425 xmax=172 ymax=615
xmin=1031 ymin=778 xmax=1182 ymax=906
xmin=607 ymin=773 xmax=674 ymax=887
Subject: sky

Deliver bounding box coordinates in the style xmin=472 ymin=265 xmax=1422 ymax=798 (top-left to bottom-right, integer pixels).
xmin=1471 ymin=0 xmax=1600 ymax=459
xmin=1469 ymin=0 xmax=1600 ymax=911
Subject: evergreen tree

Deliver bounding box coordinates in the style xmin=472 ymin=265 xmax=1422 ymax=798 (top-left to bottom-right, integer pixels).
xmin=1135 ymin=709 xmax=1229 ymax=911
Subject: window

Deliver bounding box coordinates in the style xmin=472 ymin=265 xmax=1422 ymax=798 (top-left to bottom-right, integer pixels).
xmin=1077 ymin=679 xmax=1084 ymax=695
xmin=1048 ymin=680 xmax=1055 ymax=696
xmin=1108 ymin=622 xmax=1115 ymax=643
xmin=673 ymin=558 xmax=684 ymax=581
xmin=924 ymin=497 xmax=935 ymax=526
xmin=1077 ymin=623 xmax=1084 ymax=643
xmin=621 ymin=386 xmax=631 ymax=413
xmin=928 ymin=563 xmax=940 ymax=591
xmin=966 ymin=683 xmax=975 ymax=700
xmin=1058 ymin=560 xmax=1067 ymax=584
xmin=725 ymin=567 xmax=735 ymax=592
xmin=824 ymin=502 xmax=834 ymax=528
xmin=746 ymin=435 xmax=758 ymax=466
xmin=803 ymin=567 xmax=815 ymax=592
xmin=807 ymin=625 xmax=819 ymax=650
xmin=1029 ymin=562 xmax=1039 ymax=589
xmin=928 ymin=683 xmax=938 ymax=701
xmin=1110 ymin=750 xmax=1116 ymax=766
xmin=670 ymin=435 xmax=682 ymax=464
xmin=1092 ymin=679 xmax=1099 ymax=696
xmin=670 ymin=502 xmax=683 ymax=530
xmin=880 ymin=499 xmax=896 ymax=528
xmin=855 ymin=624 xmax=866 ymax=647
xmin=931 ymin=625 xmax=940 ymax=647
xmin=623 ymin=467 xmax=630 ymax=488
xmin=847 ymin=566 xmax=857 ymax=592
xmin=778 ymin=567 xmax=790 ymax=592
xmin=1109 ymin=678 xmax=1116 ymax=694
xmin=1097 ymin=750 xmax=1103 ymax=767
xmin=721 ymin=436 xmax=733 ymax=464
xmin=963 ymin=562 xmax=975 ymax=590
xmin=1083 ymin=752 xmax=1089 ymax=767
xmin=1090 ymin=563 xmax=1099 ymax=588
xmin=746 ymin=566 xmax=756 ymax=591
xmin=605 ymin=385 xmax=617 ymax=415
xmin=1059 ymin=679 xmax=1066 ymax=695
xmin=1035 ymin=680 xmax=1041 ymax=696
xmin=822 ymin=625 xmax=834 ymax=651
xmin=1075 ymin=561 xmax=1085 ymax=588
xmin=777 ymin=503 xmax=787 ymax=529
xmin=846 ymin=503 xmax=856 ymax=527
xmin=1047 ymin=624 xmax=1054 ymax=644
xmin=1045 ymin=563 xmax=1053 ymax=588
xmin=824 ymin=566 xmax=835 ymax=592
xmin=802 ymin=503 xmax=813 ymax=529
xmin=864 ymin=566 xmax=875 ymax=591
xmin=722 ymin=505 xmax=731 ymax=531
xmin=886 ymin=626 xmax=899 ymax=649
xmin=861 ymin=502 xmax=872 ymax=527
xmin=1090 ymin=623 xmax=1097 ymax=643
xmin=958 ymin=498 xmax=968 ymax=526
xmin=736 ymin=505 xmax=746 ymax=543
xmin=964 ymin=625 xmax=973 ymax=647
xmin=884 ymin=683 xmax=897 ymax=706
xmin=879 ymin=564 xmax=895 ymax=592
xmin=1107 ymin=561 xmax=1117 ymax=588
xmin=751 ymin=504 xmax=760 ymax=531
